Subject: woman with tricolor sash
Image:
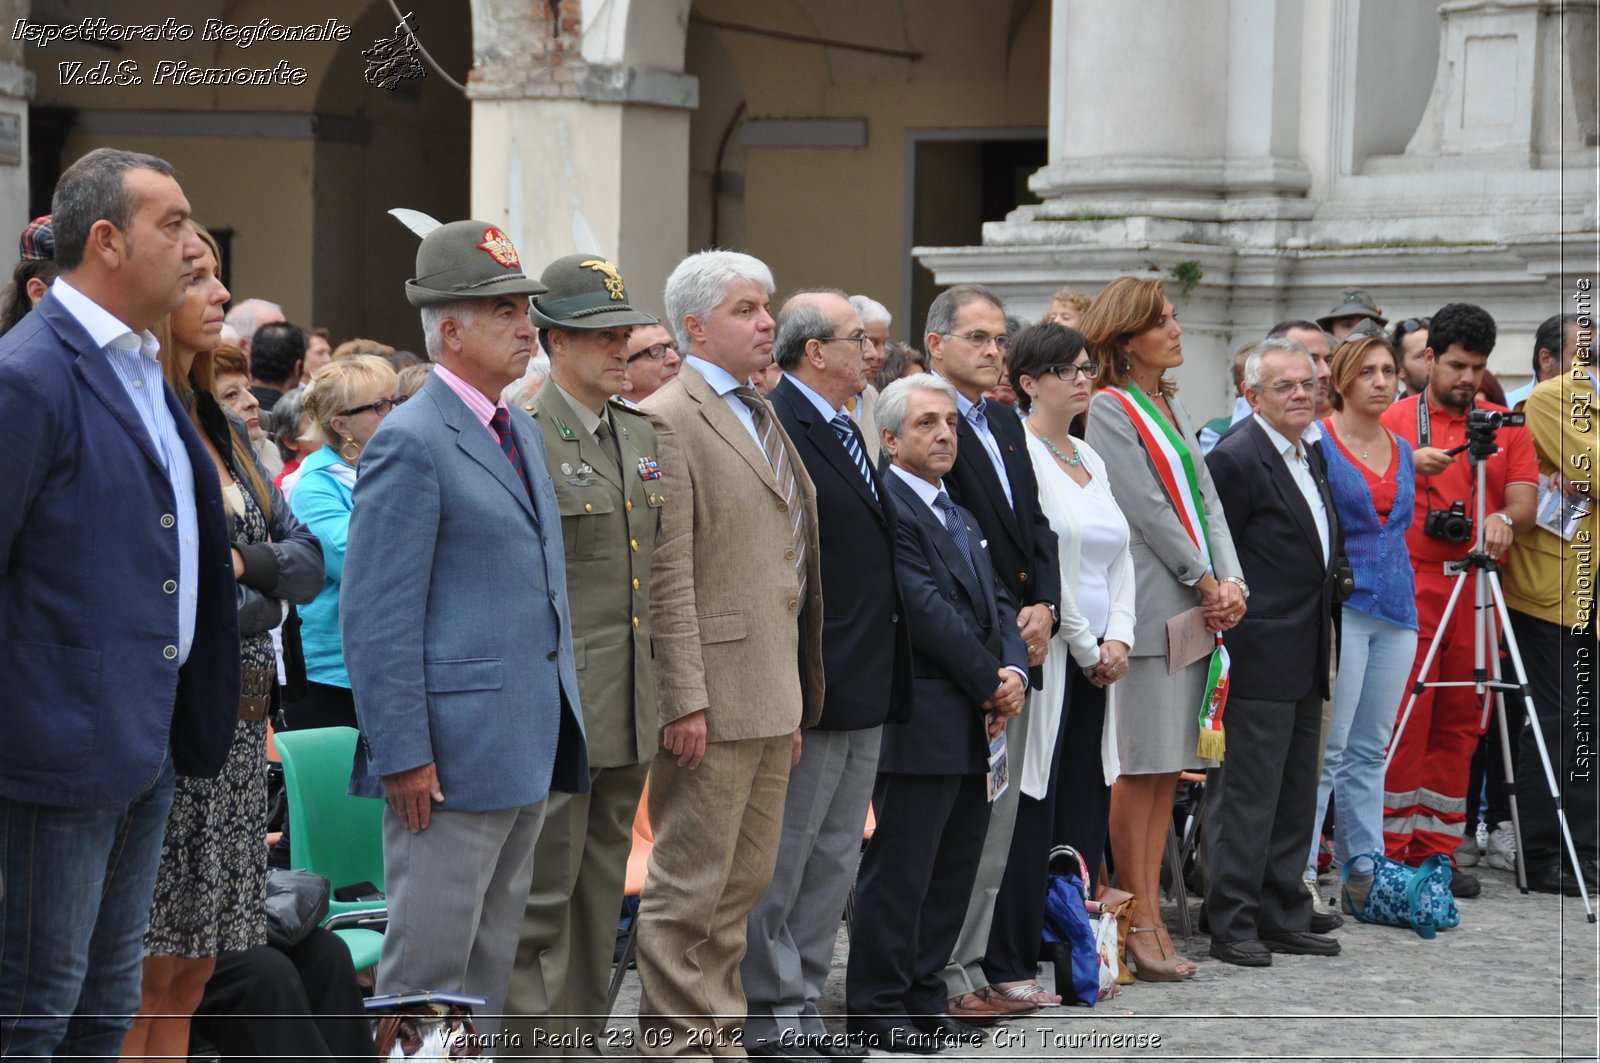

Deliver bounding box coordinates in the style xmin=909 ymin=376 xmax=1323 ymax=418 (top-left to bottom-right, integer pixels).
xmin=1081 ymin=276 xmax=1247 ymax=982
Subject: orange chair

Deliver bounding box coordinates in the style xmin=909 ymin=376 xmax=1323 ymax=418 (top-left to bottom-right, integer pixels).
xmin=605 ymin=785 xmax=655 ymax=1015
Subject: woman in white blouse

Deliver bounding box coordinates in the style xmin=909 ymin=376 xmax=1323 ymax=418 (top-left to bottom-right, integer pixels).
xmin=981 ymin=323 xmax=1138 ymax=1001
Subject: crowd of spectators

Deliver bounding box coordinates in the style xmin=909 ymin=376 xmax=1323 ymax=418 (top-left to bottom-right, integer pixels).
xmin=0 ymin=149 xmax=1591 ymax=1061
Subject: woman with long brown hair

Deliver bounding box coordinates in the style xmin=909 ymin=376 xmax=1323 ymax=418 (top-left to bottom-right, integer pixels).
xmin=122 ymin=226 xmax=323 ymax=1060
xmin=1081 ymin=277 xmax=1245 ymax=981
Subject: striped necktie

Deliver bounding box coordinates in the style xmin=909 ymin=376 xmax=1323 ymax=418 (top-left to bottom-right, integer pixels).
xmin=829 ymin=411 xmax=878 ymax=501
xmin=734 ymin=386 xmax=807 ymax=595
xmin=932 ymin=491 xmax=980 ymax=584
xmin=489 ymin=406 xmax=533 ymax=500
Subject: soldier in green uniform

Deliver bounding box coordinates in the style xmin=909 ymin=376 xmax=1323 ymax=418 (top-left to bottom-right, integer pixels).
xmin=505 ymin=254 xmax=664 ymax=1053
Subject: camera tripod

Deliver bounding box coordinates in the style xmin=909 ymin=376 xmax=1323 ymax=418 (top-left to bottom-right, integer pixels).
xmin=1384 ymin=420 xmax=1594 ymax=920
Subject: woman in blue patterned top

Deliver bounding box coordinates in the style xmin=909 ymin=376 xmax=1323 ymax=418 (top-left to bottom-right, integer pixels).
xmin=1308 ymin=334 xmax=1419 ymax=911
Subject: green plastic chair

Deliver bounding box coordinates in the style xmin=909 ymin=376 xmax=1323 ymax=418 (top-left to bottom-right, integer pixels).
xmin=273 ymin=726 xmax=387 ymax=969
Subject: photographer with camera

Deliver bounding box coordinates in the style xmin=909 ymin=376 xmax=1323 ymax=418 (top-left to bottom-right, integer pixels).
xmin=1378 ymin=303 xmax=1537 ymax=896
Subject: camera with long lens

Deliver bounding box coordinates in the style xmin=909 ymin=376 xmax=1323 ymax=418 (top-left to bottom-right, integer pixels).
xmin=1424 ymin=500 xmax=1473 ymax=544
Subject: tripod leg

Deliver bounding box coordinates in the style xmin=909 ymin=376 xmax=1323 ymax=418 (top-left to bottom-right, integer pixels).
xmin=1486 ymin=669 xmax=1530 ymax=893
xmin=1383 ymin=571 xmax=1472 ymax=773
xmin=1487 ymin=572 xmax=1596 ymax=921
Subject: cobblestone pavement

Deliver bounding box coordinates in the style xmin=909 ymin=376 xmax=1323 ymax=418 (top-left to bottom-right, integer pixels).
xmin=591 ymin=859 xmax=1598 ymax=1062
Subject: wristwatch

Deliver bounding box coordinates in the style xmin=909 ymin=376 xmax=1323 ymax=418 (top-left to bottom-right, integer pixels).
xmin=1223 ymin=575 xmax=1250 ymax=599
xmin=1490 ymin=512 xmax=1514 ymax=528
xmin=1043 ymin=602 xmax=1059 ymax=625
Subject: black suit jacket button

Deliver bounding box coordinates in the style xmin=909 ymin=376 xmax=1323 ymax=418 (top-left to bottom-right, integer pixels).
xmin=1018 ymin=571 xmax=1028 ymax=582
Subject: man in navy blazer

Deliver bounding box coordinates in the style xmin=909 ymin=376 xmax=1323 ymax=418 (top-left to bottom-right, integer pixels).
xmin=341 ymin=220 xmax=588 ymax=1019
xmin=925 ymin=284 xmax=1060 ymax=1019
xmin=744 ymin=291 xmax=913 ymax=1057
xmin=0 ymin=149 xmax=239 ymax=1057
xmin=846 ymin=375 xmax=1027 ymax=1054
xmin=1202 ymin=338 xmax=1344 ymax=967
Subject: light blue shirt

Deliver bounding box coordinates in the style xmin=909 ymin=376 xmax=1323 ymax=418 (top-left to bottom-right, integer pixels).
xmin=53 ymin=277 xmax=199 ymax=665
xmin=1504 ymin=380 xmax=1535 ymax=410
xmin=944 ymin=379 xmax=1013 ymax=507
xmin=785 ymin=372 xmax=846 ymax=422
xmin=687 ymin=354 xmax=763 ymax=453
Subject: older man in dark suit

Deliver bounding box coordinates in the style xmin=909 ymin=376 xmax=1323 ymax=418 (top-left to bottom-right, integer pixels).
xmin=342 ymin=220 xmax=589 ymax=1018
xmin=925 ymin=284 xmax=1059 ymax=1020
xmin=1202 ymin=336 xmax=1344 ymax=967
xmin=847 ymin=375 xmax=1027 ymax=1054
xmin=744 ymin=291 xmax=912 ymax=1059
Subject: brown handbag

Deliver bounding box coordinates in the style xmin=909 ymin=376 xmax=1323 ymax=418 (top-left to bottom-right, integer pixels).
xmin=1093 ymin=883 xmax=1138 ymax=986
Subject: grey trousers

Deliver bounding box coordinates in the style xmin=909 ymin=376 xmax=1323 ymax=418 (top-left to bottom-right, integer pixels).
xmin=939 ymin=706 xmax=1029 ymax=996
xmin=742 ymin=727 xmax=882 ymax=1046
xmin=377 ymin=800 xmax=547 ymax=1024
xmin=1202 ymin=692 xmax=1322 ymax=943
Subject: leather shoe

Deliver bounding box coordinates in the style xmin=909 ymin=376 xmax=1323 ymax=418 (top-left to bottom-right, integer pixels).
xmin=911 ymin=1015 xmax=986 ymax=1045
xmin=747 ymin=1043 xmax=828 ymax=1063
xmin=845 ymin=1024 xmax=939 ymax=1055
xmin=1449 ymin=868 xmax=1482 ymax=898
xmin=1208 ymin=938 xmax=1272 ymax=967
xmin=1527 ymin=863 xmax=1590 ymax=897
xmin=1309 ymin=907 xmax=1344 ymax=933
xmin=802 ymin=1035 xmax=867 ymax=1061
xmin=1262 ymin=931 xmax=1341 ymax=956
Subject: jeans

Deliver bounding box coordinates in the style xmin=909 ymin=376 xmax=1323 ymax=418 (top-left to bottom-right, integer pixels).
xmin=0 ymin=749 xmax=177 ymax=1060
xmin=1309 ymin=608 xmax=1417 ymax=871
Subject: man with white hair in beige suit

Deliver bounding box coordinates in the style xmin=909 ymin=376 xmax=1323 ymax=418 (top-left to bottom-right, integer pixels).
xmin=637 ymin=250 xmax=826 ymax=1055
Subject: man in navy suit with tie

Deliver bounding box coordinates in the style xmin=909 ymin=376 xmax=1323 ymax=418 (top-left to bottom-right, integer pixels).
xmin=0 ymin=148 xmax=238 ymax=1058
xmin=744 ymin=291 xmax=913 ymax=1059
xmin=925 ymin=285 xmax=1060 ymax=1020
xmin=847 ymin=375 xmax=1028 ymax=1054
xmin=341 ymin=220 xmax=588 ymax=1018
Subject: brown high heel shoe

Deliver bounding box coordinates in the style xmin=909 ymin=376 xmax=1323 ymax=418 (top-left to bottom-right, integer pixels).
xmin=1126 ymin=925 xmax=1195 ymax=982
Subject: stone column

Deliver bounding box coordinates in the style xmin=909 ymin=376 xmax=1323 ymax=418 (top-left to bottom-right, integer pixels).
xmin=1029 ymin=0 xmax=1310 ymax=226
xmin=467 ymin=0 xmax=696 ymax=312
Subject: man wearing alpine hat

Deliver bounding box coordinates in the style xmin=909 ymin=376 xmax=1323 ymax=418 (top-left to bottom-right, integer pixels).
xmin=341 ymin=220 xmax=589 ymax=1019
xmin=505 ymin=254 xmax=666 ymax=1053
xmin=1316 ymin=287 xmax=1388 ymax=344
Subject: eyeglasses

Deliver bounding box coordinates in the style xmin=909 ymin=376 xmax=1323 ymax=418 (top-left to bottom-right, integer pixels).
xmin=628 ymin=342 xmax=678 ymax=364
xmin=946 ymin=330 xmax=1010 ymax=352
xmin=814 ymin=333 xmax=871 ymax=351
xmin=1395 ymin=317 xmax=1431 ymax=337
xmin=340 ymin=394 xmax=407 ymax=417
xmin=1047 ymin=361 xmax=1100 ymax=381
xmin=1259 ymin=379 xmax=1319 ymax=396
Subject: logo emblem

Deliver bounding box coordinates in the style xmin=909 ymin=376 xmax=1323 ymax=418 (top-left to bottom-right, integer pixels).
xmin=477 ymin=227 xmax=520 ymax=269
xmin=581 ymin=259 xmax=627 ymax=301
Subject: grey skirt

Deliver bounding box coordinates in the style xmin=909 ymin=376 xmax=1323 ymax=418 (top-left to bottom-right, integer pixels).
xmin=1112 ymin=654 xmax=1213 ymax=775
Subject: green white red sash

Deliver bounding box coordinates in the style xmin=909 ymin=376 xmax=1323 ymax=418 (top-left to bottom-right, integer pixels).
xmin=1103 ymin=384 xmax=1230 ymax=761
